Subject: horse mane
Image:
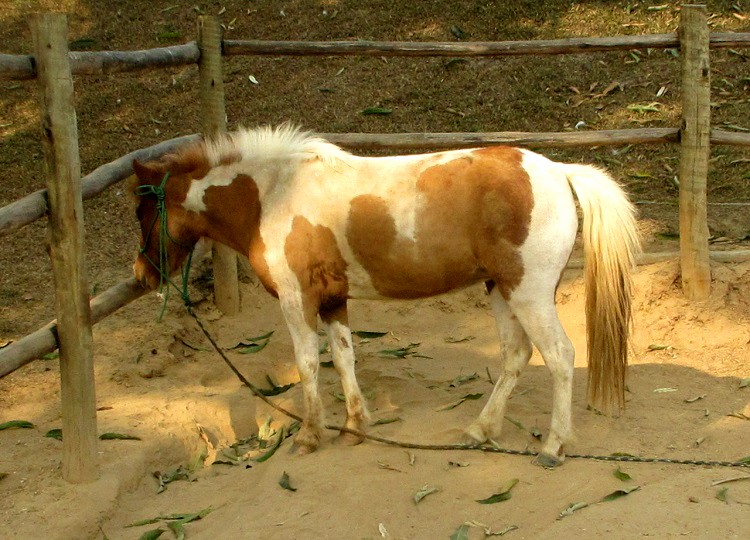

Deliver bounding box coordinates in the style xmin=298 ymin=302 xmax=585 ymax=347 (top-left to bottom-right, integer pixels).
xmin=203 ymin=124 xmax=350 ymax=169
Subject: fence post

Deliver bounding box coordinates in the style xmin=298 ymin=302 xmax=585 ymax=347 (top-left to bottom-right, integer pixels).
xmin=31 ymin=13 xmax=98 ymax=483
xmin=678 ymin=4 xmax=711 ymax=300
xmin=198 ymin=15 xmax=240 ymax=315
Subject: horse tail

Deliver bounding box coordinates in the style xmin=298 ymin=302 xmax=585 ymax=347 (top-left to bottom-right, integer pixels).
xmin=562 ymin=164 xmax=640 ymax=411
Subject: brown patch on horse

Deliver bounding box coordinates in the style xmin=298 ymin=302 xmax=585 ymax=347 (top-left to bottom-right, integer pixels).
xmin=202 ymin=174 xmax=278 ymax=297
xmin=285 ymin=216 xmax=349 ymax=329
xmin=346 ymin=147 xmax=534 ymax=299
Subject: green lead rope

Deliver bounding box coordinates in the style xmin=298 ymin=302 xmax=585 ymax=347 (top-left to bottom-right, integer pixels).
xmin=135 ymin=172 xmax=195 ymax=320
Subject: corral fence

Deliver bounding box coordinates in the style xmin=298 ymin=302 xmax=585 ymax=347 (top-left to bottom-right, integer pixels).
xmin=1 ymin=5 xmax=749 ymax=483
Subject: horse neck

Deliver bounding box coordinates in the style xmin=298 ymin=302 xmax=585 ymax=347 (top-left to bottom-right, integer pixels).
xmin=195 ymin=169 xmax=264 ymax=258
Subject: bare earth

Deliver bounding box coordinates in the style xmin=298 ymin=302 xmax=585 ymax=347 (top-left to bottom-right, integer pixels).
xmin=1 ymin=1 xmax=750 ymax=539
xmin=1 ymin=259 xmax=749 ymax=539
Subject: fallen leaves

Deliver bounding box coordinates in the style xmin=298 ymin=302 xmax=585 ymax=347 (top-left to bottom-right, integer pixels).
xmin=476 ymin=478 xmax=519 ymax=504
xmin=558 ymin=485 xmax=641 ymax=519
xmin=435 ymin=392 xmax=483 ymax=411
xmin=0 ymin=420 xmax=34 ymax=430
xmin=127 ymin=507 xmax=212 ymax=540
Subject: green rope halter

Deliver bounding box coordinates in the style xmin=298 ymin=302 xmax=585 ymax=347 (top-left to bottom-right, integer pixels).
xmin=135 ymin=171 xmax=195 ymax=320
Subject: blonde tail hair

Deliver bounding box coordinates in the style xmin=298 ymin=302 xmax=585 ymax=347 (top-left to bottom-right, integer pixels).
xmin=563 ymin=164 xmax=641 ymax=410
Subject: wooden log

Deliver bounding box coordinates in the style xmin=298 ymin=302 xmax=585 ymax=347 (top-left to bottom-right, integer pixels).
xmin=709 ymin=32 xmax=750 ymax=48
xmin=199 ymin=16 xmax=240 ymax=316
xmin=31 ymin=13 xmax=97 ymax=484
xmin=321 ymin=128 xmax=679 ymax=151
xmin=0 ymin=278 xmax=148 ymax=379
xmin=224 ymin=34 xmax=681 ymax=57
xmin=710 ymin=128 xmax=750 ymax=147
xmin=0 ymin=134 xmax=200 ymax=237
xmin=678 ymin=5 xmax=712 ymax=300
xmin=3 ymin=32 xmax=749 ymax=81
xmin=0 ymin=43 xmax=200 ymax=80
xmin=0 ymin=52 xmax=35 ymax=80
xmin=69 ymin=43 xmax=200 ymax=75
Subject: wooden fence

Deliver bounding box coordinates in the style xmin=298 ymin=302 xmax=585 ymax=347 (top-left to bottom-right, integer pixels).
xmin=1 ymin=5 xmax=749 ymax=482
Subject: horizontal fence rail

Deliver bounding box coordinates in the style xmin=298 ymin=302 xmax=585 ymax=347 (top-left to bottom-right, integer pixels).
xmin=2 ymin=33 xmax=749 ymax=81
xmin=0 ymin=42 xmax=200 ymax=80
xmin=0 ymin=134 xmax=200 ymax=236
xmin=0 ymin=278 xmax=148 ymax=378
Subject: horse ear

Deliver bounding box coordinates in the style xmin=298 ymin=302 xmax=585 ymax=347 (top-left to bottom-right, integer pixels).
xmin=132 ymin=159 xmax=163 ymax=183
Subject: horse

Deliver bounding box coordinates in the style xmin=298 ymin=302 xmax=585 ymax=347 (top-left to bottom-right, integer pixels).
xmin=131 ymin=124 xmax=640 ymax=468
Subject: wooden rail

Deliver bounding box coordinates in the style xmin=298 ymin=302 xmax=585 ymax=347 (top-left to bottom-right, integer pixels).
xmin=0 ymin=134 xmax=201 ymax=236
xmin=2 ymin=32 xmax=749 ymax=81
xmin=0 ymin=278 xmax=148 ymax=378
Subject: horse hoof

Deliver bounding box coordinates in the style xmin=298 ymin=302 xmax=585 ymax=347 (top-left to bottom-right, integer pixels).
xmin=463 ymin=423 xmax=490 ymax=446
xmin=293 ymin=442 xmax=318 ymax=456
xmin=534 ymin=452 xmax=563 ymax=469
xmin=335 ymin=430 xmax=365 ymax=446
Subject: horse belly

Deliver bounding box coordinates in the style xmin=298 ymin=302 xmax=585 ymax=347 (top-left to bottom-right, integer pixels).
xmin=343 ymin=247 xmax=488 ymax=300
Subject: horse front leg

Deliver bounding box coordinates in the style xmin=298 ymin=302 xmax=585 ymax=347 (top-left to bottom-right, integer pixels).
xmin=279 ymin=296 xmax=324 ymax=455
xmin=320 ymin=303 xmax=370 ymax=445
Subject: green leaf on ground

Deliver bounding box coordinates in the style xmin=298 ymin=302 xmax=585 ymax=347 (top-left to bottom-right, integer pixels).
xmin=613 ymin=467 xmax=632 ymax=481
xmin=449 ymin=523 xmax=470 ymax=540
xmin=361 ymin=107 xmax=393 ymax=115
xmin=414 ymin=484 xmax=439 ymax=504
xmin=279 ymin=471 xmax=297 ymax=492
xmin=627 ymin=102 xmax=660 ymax=113
xmin=716 ymin=486 xmax=729 ymax=502
xmin=558 ymin=501 xmax=589 ymax=519
xmin=45 ymin=428 xmax=63 ymax=441
xmin=352 ymin=330 xmax=388 ymax=339
xmin=600 ymin=485 xmax=640 ymax=502
xmin=167 ymin=522 xmax=185 ymax=540
xmin=449 ymin=373 xmax=478 ymax=387
xmin=99 ymin=432 xmax=141 ymax=441
xmin=230 ymin=331 xmax=274 ymax=354
xmin=378 ymin=343 xmax=430 ymax=358
xmin=258 ymin=375 xmax=296 ymax=397
xmin=371 ymin=417 xmax=402 ymax=426
xmin=138 ymin=529 xmax=165 ymax=540
xmin=444 ymin=336 xmax=475 ymax=343
xmin=476 ymin=478 xmax=519 ymax=504
xmin=154 ymin=466 xmax=190 ymax=494
xmin=0 ymin=420 xmax=35 ymax=430
xmin=435 ymin=393 xmax=483 ymax=411
xmin=252 ymin=427 xmax=285 ymax=463
xmin=126 ymin=517 xmax=161 ymax=528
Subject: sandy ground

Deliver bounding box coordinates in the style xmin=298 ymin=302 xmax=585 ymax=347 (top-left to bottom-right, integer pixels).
xmin=0 ymin=259 xmax=749 ymax=540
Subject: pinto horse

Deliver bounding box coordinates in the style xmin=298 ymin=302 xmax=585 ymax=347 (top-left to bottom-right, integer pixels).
xmin=131 ymin=125 xmax=640 ymax=467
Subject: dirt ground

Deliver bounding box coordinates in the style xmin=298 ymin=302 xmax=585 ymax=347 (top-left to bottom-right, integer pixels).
xmin=1 ymin=1 xmax=750 ymax=539
xmin=1 ymin=260 xmax=749 ymax=539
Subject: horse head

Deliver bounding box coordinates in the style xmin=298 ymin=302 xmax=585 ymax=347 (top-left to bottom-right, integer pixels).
xmin=131 ymin=155 xmax=206 ymax=291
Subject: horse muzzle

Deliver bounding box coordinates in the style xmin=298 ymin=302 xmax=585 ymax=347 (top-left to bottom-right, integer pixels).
xmin=133 ymin=255 xmax=160 ymax=290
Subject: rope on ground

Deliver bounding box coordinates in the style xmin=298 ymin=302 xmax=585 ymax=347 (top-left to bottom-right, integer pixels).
xmin=186 ymin=306 xmax=750 ymax=469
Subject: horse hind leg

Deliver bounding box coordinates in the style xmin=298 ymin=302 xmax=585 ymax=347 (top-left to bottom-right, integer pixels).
xmin=321 ymin=304 xmax=370 ymax=445
xmin=465 ymin=284 xmax=533 ymax=445
xmin=507 ymin=293 xmax=575 ymax=468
